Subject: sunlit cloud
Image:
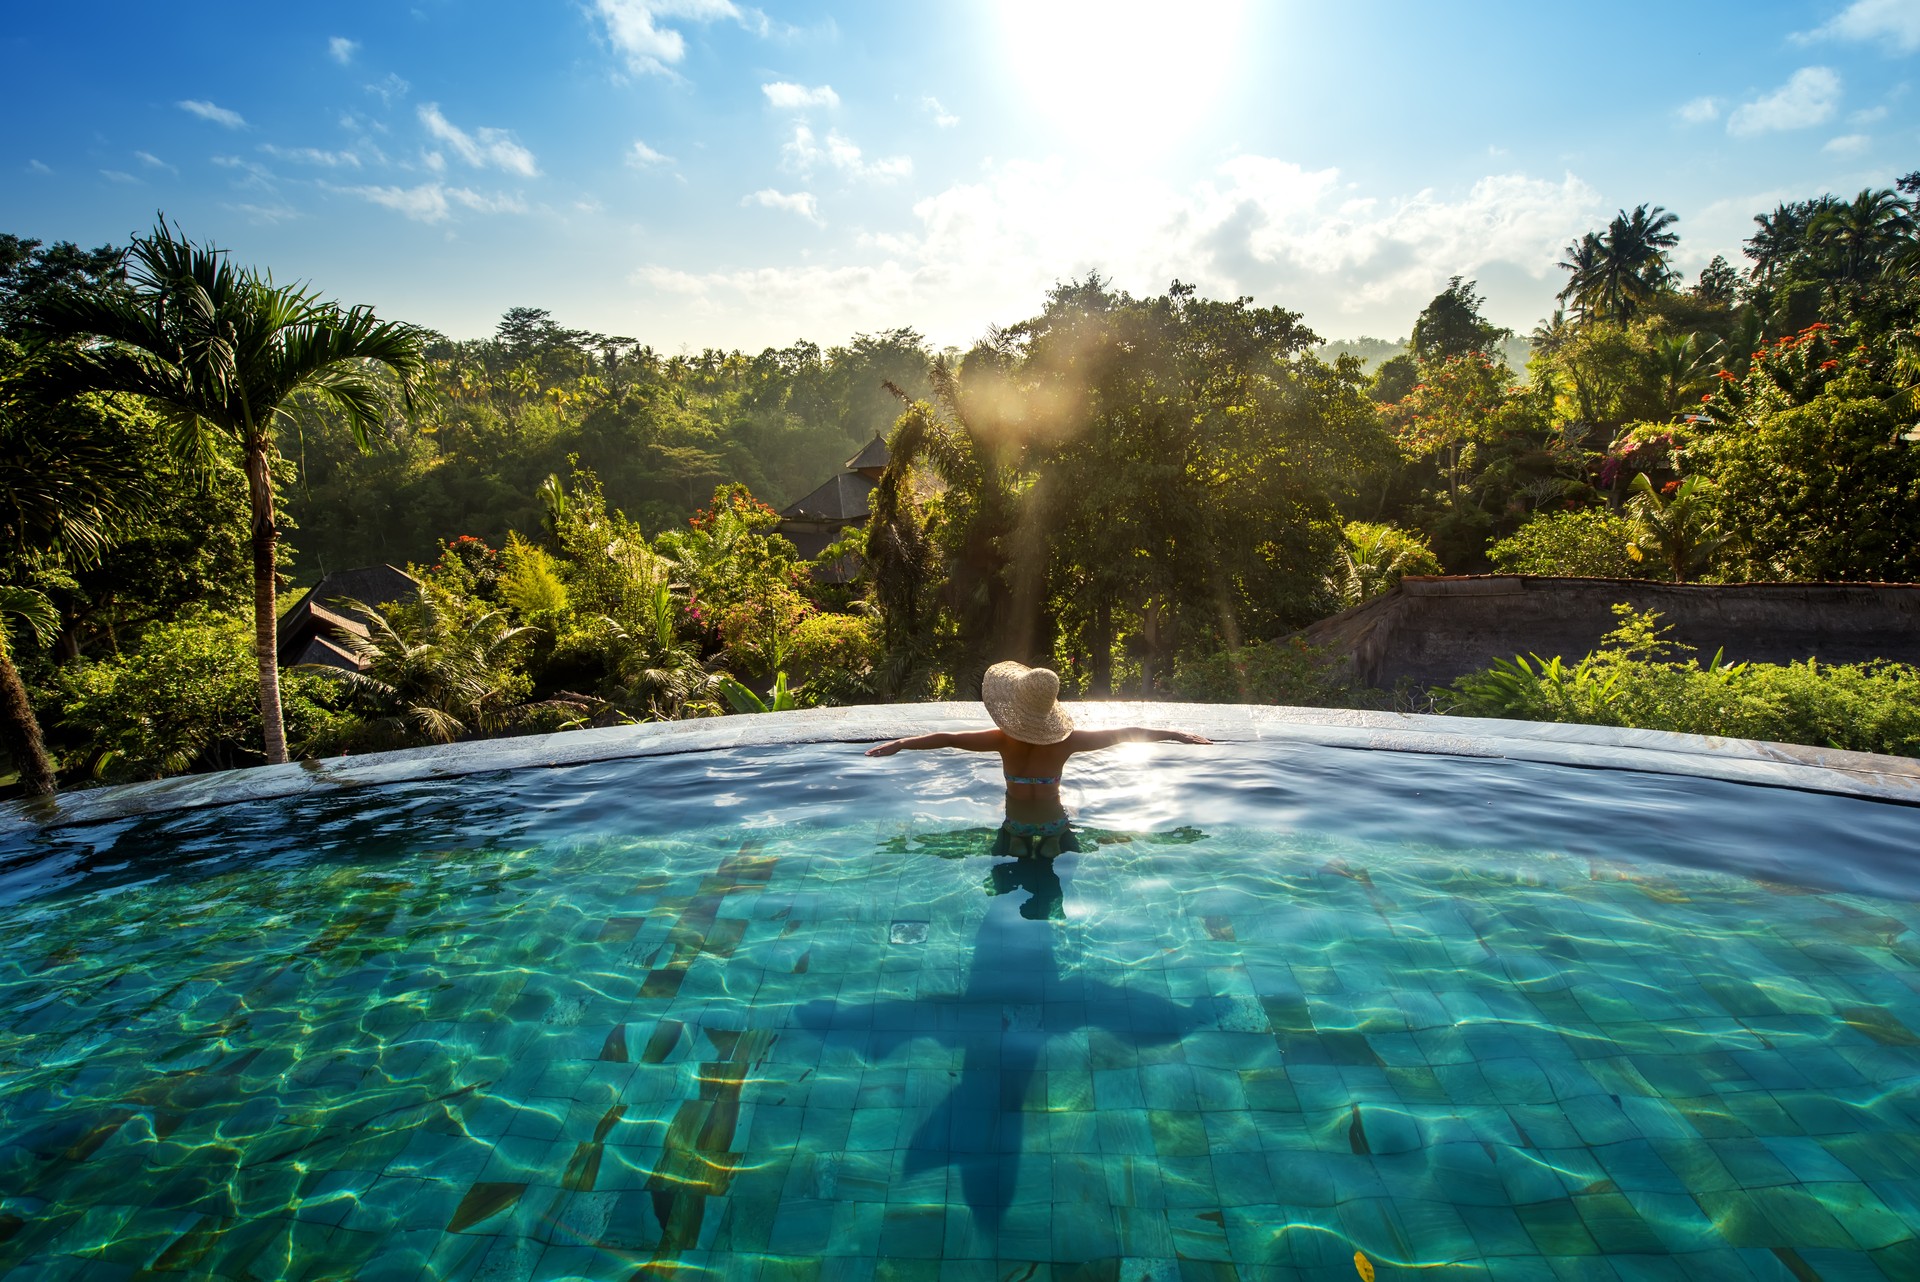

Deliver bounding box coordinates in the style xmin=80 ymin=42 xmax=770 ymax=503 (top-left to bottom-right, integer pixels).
xmin=335 ymin=182 xmax=529 ymax=223
xmin=1677 ymin=96 xmax=1720 ymax=123
xmin=628 ymin=139 xmax=672 ymax=166
xmin=780 ymin=124 xmax=909 ymax=182
xmin=743 ymin=188 xmax=822 ymax=225
xmin=1851 ymin=104 xmax=1890 ymax=123
xmin=179 ymin=99 xmax=246 ymax=129
xmin=329 ymin=36 xmax=359 ymax=64
xmin=418 ymin=104 xmax=539 ymax=176
xmin=99 ymin=169 xmax=139 ymax=184
xmin=593 ymin=0 xmax=742 ymax=76
xmin=1824 ymin=133 xmax=1871 ymax=154
xmin=134 ymin=150 xmax=177 ymax=174
xmin=922 ymin=96 xmax=959 ymax=128
xmin=1727 ymin=67 xmax=1841 ymax=136
xmin=1794 ymin=0 xmax=1920 ymax=54
xmin=762 ymin=81 xmax=838 ymax=110
xmin=638 ymin=157 xmax=1604 ymax=346
xmin=26 ymin=160 xmax=52 ymax=175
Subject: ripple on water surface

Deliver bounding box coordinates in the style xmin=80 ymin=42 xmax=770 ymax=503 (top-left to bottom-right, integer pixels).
xmin=0 ymin=741 xmax=1917 ymax=1279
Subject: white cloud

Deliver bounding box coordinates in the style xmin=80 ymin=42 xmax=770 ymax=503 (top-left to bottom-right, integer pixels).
xmin=134 ymin=150 xmax=177 ymax=173
xmin=743 ymin=188 xmax=823 ymax=224
xmin=763 ymin=81 xmax=839 ymax=110
xmin=365 ymin=73 xmax=410 ymax=105
xmin=99 ymin=169 xmax=139 ymax=185
xmin=1851 ymin=104 xmax=1890 ymax=123
xmin=922 ymin=96 xmax=959 ymax=128
xmin=1728 ymin=67 xmax=1842 ymax=136
xmin=1824 ymin=132 xmax=1872 ymax=154
xmin=212 ymin=155 xmax=278 ymax=190
xmin=26 ymin=160 xmax=52 ymax=175
xmin=781 ymin=124 xmax=910 ymax=182
xmin=1794 ymin=0 xmax=1920 ymax=53
xmin=636 ymin=157 xmax=1604 ymax=348
xmin=179 ymin=99 xmax=246 ymax=129
xmin=329 ymin=36 xmax=359 ymax=64
xmin=261 ymin=144 xmax=362 ymax=168
xmin=1677 ymin=96 xmax=1720 ymax=124
xmin=228 ymin=201 xmax=302 ymax=225
xmin=336 ymin=181 xmax=528 ymax=223
xmin=418 ymin=104 xmax=540 ymax=176
xmin=628 ymin=139 xmax=672 ymax=166
xmin=593 ymin=0 xmax=741 ymax=75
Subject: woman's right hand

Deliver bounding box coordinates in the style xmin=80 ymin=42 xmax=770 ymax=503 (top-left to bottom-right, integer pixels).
xmin=865 ymin=740 xmax=904 ymax=757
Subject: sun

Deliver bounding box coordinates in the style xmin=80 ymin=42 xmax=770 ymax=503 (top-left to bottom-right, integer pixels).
xmin=992 ymin=0 xmax=1251 ymax=156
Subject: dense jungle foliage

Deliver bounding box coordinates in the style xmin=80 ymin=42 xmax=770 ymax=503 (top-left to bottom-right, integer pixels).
xmin=3 ymin=170 xmax=1918 ymax=788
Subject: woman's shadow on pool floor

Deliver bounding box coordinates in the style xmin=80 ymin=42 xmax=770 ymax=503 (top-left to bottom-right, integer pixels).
xmin=794 ymin=829 xmax=1213 ymax=1236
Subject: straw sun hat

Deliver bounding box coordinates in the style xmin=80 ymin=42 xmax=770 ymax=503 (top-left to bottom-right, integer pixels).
xmin=982 ymin=661 xmax=1075 ymax=745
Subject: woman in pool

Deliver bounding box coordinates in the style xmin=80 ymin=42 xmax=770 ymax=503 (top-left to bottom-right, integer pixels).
xmin=865 ymin=660 xmax=1211 ymax=859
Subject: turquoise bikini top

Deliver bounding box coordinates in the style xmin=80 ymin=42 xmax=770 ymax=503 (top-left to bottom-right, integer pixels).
xmin=1005 ymin=773 xmax=1060 ymax=786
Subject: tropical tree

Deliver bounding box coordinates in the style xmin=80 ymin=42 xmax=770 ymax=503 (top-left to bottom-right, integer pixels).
xmin=1644 ymin=331 xmax=1723 ymax=419
xmin=1807 ymin=187 xmax=1914 ymax=289
xmin=321 ymin=593 xmax=532 ymax=747
xmin=1556 ymin=234 xmax=1605 ymax=321
xmin=1559 ymin=205 xmax=1680 ymax=321
xmin=0 ymin=338 xmax=147 ymax=793
xmin=1410 ymin=277 xmax=1512 ymax=365
xmin=32 ymin=220 xmax=429 ymax=765
xmin=1325 ymin=522 xmax=1443 ymax=607
xmin=1626 ymin=473 xmax=1727 ymax=582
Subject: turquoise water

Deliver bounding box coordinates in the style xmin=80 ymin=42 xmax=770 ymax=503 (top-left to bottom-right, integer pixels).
xmin=0 ymin=741 xmax=1917 ymax=1280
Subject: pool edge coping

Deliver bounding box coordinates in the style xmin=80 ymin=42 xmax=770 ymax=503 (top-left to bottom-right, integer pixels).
xmin=5 ymin=703 xmax=1917 ymax=836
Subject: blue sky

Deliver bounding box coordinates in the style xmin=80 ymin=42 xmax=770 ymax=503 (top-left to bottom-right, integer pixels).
xmin=4 ymin=2 xmax=1916 ymax=351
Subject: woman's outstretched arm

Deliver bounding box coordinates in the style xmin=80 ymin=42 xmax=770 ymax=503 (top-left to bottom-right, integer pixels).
xmin=1067 ymin=727 xmax=1212 ymax=753
xmin=865 ymin=729 xmax=1005 ymax=757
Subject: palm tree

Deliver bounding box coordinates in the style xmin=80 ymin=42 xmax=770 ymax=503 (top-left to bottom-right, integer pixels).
xmin=1597 ymin=205 xmax=1680 ymax=319
xmin=0 ymin=342 xmax=146 ymax=794
xmin=1644 ymin=332 xmax=1723 ymax=419
xmin=0 ymin=587 xmax=60 ymax=795
xmin=1808 ymin=188 xmax=1915 ymax=288
xmin=1556 ymin=234 xmax=1605 ymax=320
xmin=1745 ymin=202 xmax=1814 ymax=286
xmin=321 ymin=594 xmax=532 ymax=747
xmin=1627 ymin=474 xmax=1727 ymax=582
xmin=33 ymin=220 xmax=428 ymax=765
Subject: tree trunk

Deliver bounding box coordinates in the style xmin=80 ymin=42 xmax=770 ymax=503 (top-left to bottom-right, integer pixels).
xmin=245 ymin=441 xmax=289 ymax=765
xmin=1140 ymin=595 xmax=1158 ymax=696
xmin=1090 ymin=597 xmax=1112 ymax=697
xmin=0 ymin=648 xmax=56 ymax=796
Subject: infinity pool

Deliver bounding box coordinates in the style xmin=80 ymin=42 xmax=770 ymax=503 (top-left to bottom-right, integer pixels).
xmin=0 ymin=737 xmax=1917 ymax=1280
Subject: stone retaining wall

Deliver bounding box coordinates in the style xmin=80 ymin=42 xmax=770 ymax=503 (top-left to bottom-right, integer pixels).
xmin=1296 ymin=576 xmax=1920 ymax=689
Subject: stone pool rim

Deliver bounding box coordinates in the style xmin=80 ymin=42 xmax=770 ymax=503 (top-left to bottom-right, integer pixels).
xmin=5 ymin=703 xmax=1917 ymax=838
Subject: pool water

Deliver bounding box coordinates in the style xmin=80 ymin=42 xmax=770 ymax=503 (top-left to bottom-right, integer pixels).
xmin=0 ymin=741 xmax=1917 ymax=1280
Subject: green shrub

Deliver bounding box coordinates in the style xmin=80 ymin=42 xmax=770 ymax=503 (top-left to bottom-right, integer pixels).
xmin=1326 ymin=521 xmax=1443 ymax=608
xmin=59 ymin=612 xmax=351 ymax=780
xmin=1441 ymin=605 xmax=1920 ymax=757
xmin=1487 ymin=508 xmax=1647 ymax=578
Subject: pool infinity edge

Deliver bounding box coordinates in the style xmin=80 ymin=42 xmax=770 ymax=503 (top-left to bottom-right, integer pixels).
xmin=5 ymin=703 xmax=1917 ymax=837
